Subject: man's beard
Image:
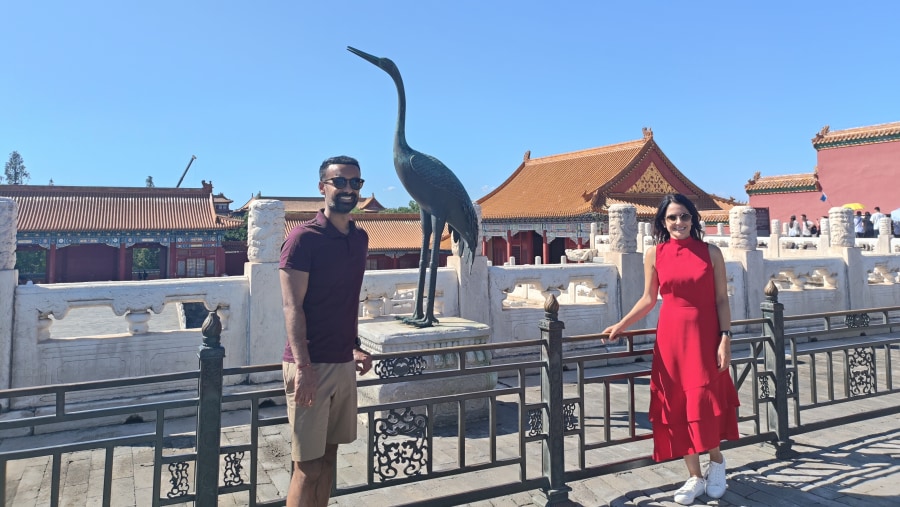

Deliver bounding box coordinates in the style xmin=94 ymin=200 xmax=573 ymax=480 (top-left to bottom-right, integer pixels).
xmin=328 ymin=193 xmax=358 ymax=214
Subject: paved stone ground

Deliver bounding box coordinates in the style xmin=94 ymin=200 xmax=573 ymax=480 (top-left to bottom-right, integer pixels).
xmin=3 ymin=384 xmax=898 ymax=506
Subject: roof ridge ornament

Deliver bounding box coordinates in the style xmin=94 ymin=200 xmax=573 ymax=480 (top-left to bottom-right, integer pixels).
xmin=642 ymin=127 xmax=653 ymax=140
xmin=523 ymin=150 xmax=531 ymax=161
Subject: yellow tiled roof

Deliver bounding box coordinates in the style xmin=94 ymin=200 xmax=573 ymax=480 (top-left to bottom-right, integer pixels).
xmin=1 ymin=184 xmax=241 ymax=232
xmin=478 ymin=133 xmax=722 ymax=220
xmin=745 ymin=172 xmax=819 ymax=194
xmin=812 ymin=121 xmax=900 ymax=150
xmin=283 ymin=212 xmax=449 ymax=252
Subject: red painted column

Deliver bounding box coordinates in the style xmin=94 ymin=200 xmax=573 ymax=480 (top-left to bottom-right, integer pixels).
xmin=215 ymin=246 xmax=225 ymax=276
xmin=48 ymin=244 xmax=57 ymax=284
xmin=169 ymin=241 xmax=178 ymax=279
xmin=506 ymin=230 xmax=512 ymax=264
xmin=481 ymin=237 xmax=488 ymax=259
xmin=393 ymin=254 xmax=399 ymax=269
xmin=577 ymin=236 xmax=583 ymax=249
xmin=118 ymin=243 xmax=127 ymax=281
xmin=542 ymin=230 xmax=549 ymax=265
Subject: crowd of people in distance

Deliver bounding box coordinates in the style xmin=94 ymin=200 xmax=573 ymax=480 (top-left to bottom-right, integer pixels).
xmin=788 ymin=206 xmax=900 ymax=239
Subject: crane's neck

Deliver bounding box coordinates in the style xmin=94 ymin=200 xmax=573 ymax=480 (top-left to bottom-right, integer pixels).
xmin=391 ymin=72 xmax=409 ymax=152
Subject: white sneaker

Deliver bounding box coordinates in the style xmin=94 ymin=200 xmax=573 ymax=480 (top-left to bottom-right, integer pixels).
xmin=704 ymin=456 xmax=728 ymax=499
xmin=673 ymin=476 xmax=706 ymax=505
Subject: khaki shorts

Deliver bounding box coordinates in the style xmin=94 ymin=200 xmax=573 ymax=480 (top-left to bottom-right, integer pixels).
xmin=282 ymin=360 xmax=358 ymax=462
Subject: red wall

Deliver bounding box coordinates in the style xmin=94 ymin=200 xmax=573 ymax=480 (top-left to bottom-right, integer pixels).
xmin=749 ymin=141 xmax=900 ymax=230
xmin=58 ymin=245 xmax=119 ymax=282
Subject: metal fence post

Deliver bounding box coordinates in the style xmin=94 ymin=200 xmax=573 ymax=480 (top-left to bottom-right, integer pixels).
xmin=760 ymin=281 xmax=794 ymax=457
xmin=195 ymin=309 xmax=225 ymax=506
xmin=538 ymin=295 xmax=571 ymax=505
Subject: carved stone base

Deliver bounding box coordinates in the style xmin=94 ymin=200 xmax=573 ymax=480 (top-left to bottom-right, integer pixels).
xmin=357 ymin=318 xmax=495 ymax=426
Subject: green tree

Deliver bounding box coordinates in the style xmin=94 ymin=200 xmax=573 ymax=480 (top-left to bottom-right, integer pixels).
xmin=15 ymin=250 xmax=47 ymax=280
xmin=4 ymin=151 xmax=30 ymax=185
xmin=132 ymin=247 xmax=161 ymax=270
xmin=223 ymin=214 xmax=247 ymax=241
xmin=380 ymin=200 xmax=421 ymax=214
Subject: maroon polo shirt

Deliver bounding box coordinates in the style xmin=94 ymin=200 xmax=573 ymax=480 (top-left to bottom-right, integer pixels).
xmin=280 ymin=210 xmax=368 ymax=364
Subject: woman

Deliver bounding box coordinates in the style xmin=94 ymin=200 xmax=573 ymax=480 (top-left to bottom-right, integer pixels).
xmin=602 ymin=194 xmax=740 ymax=505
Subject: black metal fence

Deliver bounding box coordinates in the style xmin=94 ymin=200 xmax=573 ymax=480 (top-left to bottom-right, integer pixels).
xmin=1 ymin=283 xmax=899 ymax=506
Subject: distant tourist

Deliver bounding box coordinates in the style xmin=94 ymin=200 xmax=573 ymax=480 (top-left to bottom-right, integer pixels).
xmin=788 ymin=215 xmax=800 ymax=237
xmin=863 ymin=211 xmax=875 ymax=238
xmin=870 ymin=207 xmax=886 ymax=236
xmin=800 ymin=214 xmax=815 ymax=237
xmin=854 ymin=211 xmax=865 ymax=238
xmin=894 ymin=219 xmax=900 ymax=238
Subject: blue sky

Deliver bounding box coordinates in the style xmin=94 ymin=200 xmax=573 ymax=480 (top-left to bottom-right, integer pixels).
xmin=2 ymin=1 xmax=898 ymax=209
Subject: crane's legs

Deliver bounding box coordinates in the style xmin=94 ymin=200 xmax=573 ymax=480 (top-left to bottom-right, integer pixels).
xmin=401 ymin=212 xmax=442 ymax=327
xmin=400 ymin=210 xmax=432 ymax=325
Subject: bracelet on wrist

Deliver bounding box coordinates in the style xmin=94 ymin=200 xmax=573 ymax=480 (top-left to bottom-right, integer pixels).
xmin=720 ymin=330 xmax=732 ymax=338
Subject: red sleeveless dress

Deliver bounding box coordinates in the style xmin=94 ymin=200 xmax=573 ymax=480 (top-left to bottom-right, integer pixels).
xmin=650 ymin=237 xmax=740 ymax=461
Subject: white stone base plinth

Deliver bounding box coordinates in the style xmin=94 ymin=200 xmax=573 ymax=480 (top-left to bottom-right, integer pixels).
xmin=357 ymin=318 xmax=495 ymax=426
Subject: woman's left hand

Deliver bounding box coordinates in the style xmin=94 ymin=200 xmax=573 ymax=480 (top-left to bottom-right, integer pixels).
xmin=716 ymin=337 xmax=731 ymax=372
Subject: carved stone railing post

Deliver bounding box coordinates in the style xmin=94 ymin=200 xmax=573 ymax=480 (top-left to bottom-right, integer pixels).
xmin=876 ymin=217 xmax=892 ymax=254
xmin=818 ymin=217 xmax=830 ymax=251
xmin=448 ymin=201 xmax=490 ymax=325
xmin=606 ymin=205 xmax=644 ymax=328
xmin=538 ymin=295 xmax=570 ymax=505
xmin=828 ymin=207 xmax=864 ymax=309
xmin=195 ymin=309 xmax=225 ymax=506
xmin=0 ymin=198 xmax=17 ymax=404
xmin=729 ymin=206 xmax=762 ymax=320
xmin=760 ymin=281 xmax=794 ymax=457
xmin=246 ymin=199 xmax=286 ymax=382
xmin=769 ymin=219 xmax=781 ymax=258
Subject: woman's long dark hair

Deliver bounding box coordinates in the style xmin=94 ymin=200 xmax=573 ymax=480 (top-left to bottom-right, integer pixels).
xmin=652 ymin=194 xmax=704 ymax=243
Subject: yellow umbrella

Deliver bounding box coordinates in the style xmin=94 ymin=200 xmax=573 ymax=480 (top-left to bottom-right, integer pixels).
xmin=842 ymin=203 xmax=865 ymax=211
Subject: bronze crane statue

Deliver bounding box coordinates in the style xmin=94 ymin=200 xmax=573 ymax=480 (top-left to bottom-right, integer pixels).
xmin=348 ymin=46 xmax=478 ymax=327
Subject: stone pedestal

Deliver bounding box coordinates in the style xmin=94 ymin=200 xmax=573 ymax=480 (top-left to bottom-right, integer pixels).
xmin=357 ymin=318 xmax=495 ymax=426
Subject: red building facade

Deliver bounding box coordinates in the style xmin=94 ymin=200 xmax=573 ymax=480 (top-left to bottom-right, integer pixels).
xmin=746 ymin=121 xmax=900 ymax=227
xmin=3 ymin=183 xmax=241 ymax=284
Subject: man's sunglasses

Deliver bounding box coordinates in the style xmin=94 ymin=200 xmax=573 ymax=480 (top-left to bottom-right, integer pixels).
xmin=322 ymin=177 xmax=365 ymax=190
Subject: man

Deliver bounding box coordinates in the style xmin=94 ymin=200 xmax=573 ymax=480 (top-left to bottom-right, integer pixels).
xmin=800 ymin=214 xmax=814 ymax=237
xmin=280 ymin=155 xmax=372 ymax=507
xmin=870 ymin=207 xmax=886 ymax=236
xmin=854 ymin=211 xmax=865 ymax=238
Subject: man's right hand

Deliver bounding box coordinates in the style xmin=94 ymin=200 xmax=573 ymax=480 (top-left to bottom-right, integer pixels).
xmin=293 ymin=365 xmax=319 ymax=407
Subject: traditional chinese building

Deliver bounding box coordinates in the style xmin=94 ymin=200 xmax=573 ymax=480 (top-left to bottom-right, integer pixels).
xmin=746 ymin=121 xmax=900 ymax=227
xmin=237 ymin=195 xmax=447 ymax=270
xmin=282 ymin=212 xmax=449 ymax=270
xmin=2 ymin=182 xmax=241 ymax=283
xmin=476 ymin=128 xmax=734 ymax=266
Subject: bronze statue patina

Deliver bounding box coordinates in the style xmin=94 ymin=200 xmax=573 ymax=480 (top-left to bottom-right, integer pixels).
xmin=348 ymin=46 xmax=477 ymax=328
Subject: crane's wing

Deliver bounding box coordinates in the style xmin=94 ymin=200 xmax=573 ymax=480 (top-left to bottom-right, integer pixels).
xmin=407 ymin=152 xmax=478 ymax=269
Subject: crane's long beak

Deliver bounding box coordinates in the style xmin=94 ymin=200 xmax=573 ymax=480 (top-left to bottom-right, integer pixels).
xmin=347 ymin=46 xmax=380 ymax=66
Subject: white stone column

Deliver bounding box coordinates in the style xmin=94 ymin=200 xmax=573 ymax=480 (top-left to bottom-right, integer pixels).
xmin=246 ymin=199 xmax=287 ymax=383
xmin=452 ymin=202 xmax=491 ymax=325
xmin=876 ymin=217 xmax=892 ymax=254
xmin=605 ymin=205 xmax=645 ymax=328
xmin=0 ymin=198 xmax=18 ymax=404
xmin=717 ymin=223 xmax=725 ymax=236
xmin=828 ymin=207 xmax=860 ymax=310
xmin=818 ymin=218 xmax=830 ymax=251
xmin=769 ymin=219 xmax=781 ymax=258
xmin=729 ymin=206 xmax=761 ymax=321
